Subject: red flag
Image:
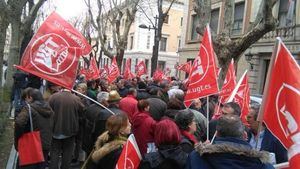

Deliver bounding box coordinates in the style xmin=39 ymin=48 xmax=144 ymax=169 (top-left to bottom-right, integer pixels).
xmin=83 ymin=57 xmax=100 ymax=81
xmin=107 ymin=57 xmax=120 ymax=83
xmin=177 ymin=61 xmax=192 ymax=73
xmin=219 ymin=59 xmax=237 ymax=103
xmin=227 ymin=70 xmax=250 ymax=125
xmin=135 ymin=60 xmax=147 ymax=77
xmin=152 ymin=69 xmax=164 ymax=82
xmin=259 ymin=38 xmax=300 ymax=168
xmin=116 ymin=134 xmax=142 ymax=169
xmin=124 ymin=59 xmax=135 ymax=80
xmin=184 ymin=25 xmax=219 ymax=108
xmin=99 ymin=65 xmax=108 ymax=79
xmin=15 ymin=12 xmax=91 ymax=89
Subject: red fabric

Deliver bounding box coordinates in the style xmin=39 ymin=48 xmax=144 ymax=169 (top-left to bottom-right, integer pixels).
xmin=119 ymin=95 xmax=138 ymax=121
xmin=177 ymin=61 xmax=192 ymax=73
xmin=152 ymin=69 xmax=164 ymax=82
xmin=99 ymin=64 xmax=109 ymax=79
xmin=15 ymin=12 xmax=91 ymax=89
xmin=18 ymin=131 xmax=45 ymax=166
xmin=135 ymin=60 xmax=147 ymax=77
xmin=180 ymin=130 xmax=198 ymax=144
xmin=116 ymin=134 xmax=141 ymax=169
xmin=219 ymin=59 xmax=236 ymax=103
xmin=132 ymin=111 xmax=156 ymax=155
xmin=184 ymin=25 xmax=219 ymax=108
xmin=107 ymin=57 xmax=120 ymax=83
xmin=124 ymin=59 xmax=135 ymax=80
xmin=261 ymin=40 xmax=300 ymax=169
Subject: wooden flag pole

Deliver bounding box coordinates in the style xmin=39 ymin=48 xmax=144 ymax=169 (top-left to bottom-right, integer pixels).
xmin=206 ymin=96 xmax=210 ymax=141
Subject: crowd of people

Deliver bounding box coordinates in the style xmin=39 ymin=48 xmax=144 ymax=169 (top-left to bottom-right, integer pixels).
xmin=13 ymin=74 xmax=288 ymax=169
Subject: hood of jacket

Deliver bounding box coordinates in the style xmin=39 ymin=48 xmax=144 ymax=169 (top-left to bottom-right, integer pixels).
xmin=132 ymin=111 xmax=152 ymax=128
xmin=92 ymin=131 xmax=127 ymax=163
xmin=30 ymin=101 xmax=54 ymax=118
xmin=145 ymin=145 xmax=188 ymax=168
xmin=196 ymin=137 xmax=270 ymax=169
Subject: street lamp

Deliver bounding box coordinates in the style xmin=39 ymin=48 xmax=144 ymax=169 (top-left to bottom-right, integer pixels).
xmin=138 ymin=16 xmax=159 ymax=76
xmin=245 ymin=48 xmax=254 ymax=70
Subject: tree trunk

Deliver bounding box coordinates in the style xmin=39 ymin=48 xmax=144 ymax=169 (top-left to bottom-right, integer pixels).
xmin=5 ymin=20 xmax=23 ymax=88
xmin=117 ymin=48 xmax=124 ymax=72
xmin=0 ymin=21 xmax=9 ymax=104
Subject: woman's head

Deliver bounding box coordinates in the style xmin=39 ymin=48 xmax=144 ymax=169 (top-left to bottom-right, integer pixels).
xmin=175 ymin=110 xmax=196 ymax=134
xmin=137 ymin=99 xmax=150 ymax=112
xmin=154 ymin=118 xmax=181 ymax=147
xmin=106 ymin=113 xmax=131 ymax=137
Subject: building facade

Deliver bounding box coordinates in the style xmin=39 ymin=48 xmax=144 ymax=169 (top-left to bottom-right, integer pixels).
xmin=179 ymin=0 xmax=299 ymax=95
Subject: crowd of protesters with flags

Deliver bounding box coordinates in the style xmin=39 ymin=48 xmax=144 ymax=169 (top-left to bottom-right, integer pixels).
xmin=12 ymin=12 xmax=299 ymax=169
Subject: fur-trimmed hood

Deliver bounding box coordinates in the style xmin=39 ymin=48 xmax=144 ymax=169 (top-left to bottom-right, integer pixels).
xmin=91 ymin=131 xmax=127 ymax=163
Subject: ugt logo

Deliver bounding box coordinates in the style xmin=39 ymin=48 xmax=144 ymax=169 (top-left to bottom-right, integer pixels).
xmin=189 ymin=44 xmax=210 ymax=86
xmin=30 ymin=34 xmax=75 ymax=75
xmin=276 ymin=83 xmax=300 ymax=158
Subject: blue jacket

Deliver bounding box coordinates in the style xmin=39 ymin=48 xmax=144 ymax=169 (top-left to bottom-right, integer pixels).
xmin=247 ymin=129 xmax=288 ymax=163
xmin=185 ymin=137 xmax=275 ymax=169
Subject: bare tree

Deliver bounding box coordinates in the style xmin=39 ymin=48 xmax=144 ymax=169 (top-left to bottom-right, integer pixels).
xmin=3 ymin=0 xmax=47 ymax=88
xmin=194 ymin=0 xmax=277 ymax=86
xmin=86 ymin=0 xmax=140 ymax=69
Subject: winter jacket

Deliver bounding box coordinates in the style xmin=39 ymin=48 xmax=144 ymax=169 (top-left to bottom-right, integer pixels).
xmin=137 ymin=89 xmax=150 ymax=100
xmin=247 ymin=129 xmax=288 ymax=164
xmin=15 ymin=101 xmax=54 ymax=151
xmin=179 ymin=130 xmax=197 ymax=154
xmin=49 ymin=90 xmax=84 ymax=138
xmin=132 ymin=111 xmax=156 ymax=155
xmin=139 ymin=145 xmax=188 ymax=169
xmin=147 ymin=98 xmax=167 ymax=121
xmin=186 ymin=137 xmax=275 ymax=169
xmin=118 ymin=87 xmax=129 ymax=97
xmin=91 ymin=131 xmax=127 ymax=169
xmin=119 ymin=95 xmax=138 ymax=121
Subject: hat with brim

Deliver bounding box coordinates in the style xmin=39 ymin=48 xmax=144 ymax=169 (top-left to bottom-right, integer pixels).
xmin=108 ymin=90 xmax=122 ymax=102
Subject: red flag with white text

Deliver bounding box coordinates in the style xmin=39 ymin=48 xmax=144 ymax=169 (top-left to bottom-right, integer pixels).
xmin=184 ymin=25 xmax=219 ymax=108
xmin=116 ymin=134 xmax=142 ymax=169
xmin=107 ymin=57 xmax=120 ymax=83
xmin=124 ymin=59 xmax=135 ymax=80
xmin=177 ymin=61 xmax=192 ymax=74
xmin=260 ymin=38 xmax=300 ymax=168
xmin=219 ymin=59 xmax=236 ymax=103
xmin=15 ymin=12 xmax=91 ymax=89
xmin=153 ymin=69 xmax=164 ymax=82
xmin=227 ymin=71 xmax=250 ymax=125
xmin=135 ymin=60 xmax=147 ymax=77
xmin=83 ymin=57 xmax=100 ymax=81
xmin=99 ymin=64 xmax=109 ymax=79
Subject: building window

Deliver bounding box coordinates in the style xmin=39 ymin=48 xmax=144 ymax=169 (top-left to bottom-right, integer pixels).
xmin=180 ymin=17 xmax=183 ymax=26
xmin=129 ymin=35 xmax=134 ymax=50
xmin=191 ymin=14 xmax=200 ymax=40
xmin=146 ymin=35 xmax=151 ymax=49
xmin=178 ymin=39 xmax=181 ymax=49
xmin=210 ymin=8 xmax=220 ymax=33
xmin=145 ymin=59 xmax=149 ymax=70
xmin=122 ymin=58 xmax=126 ymax=73
xmin=232 ymin=2 xmax=245 ymax=35
xmin=279 ymin=0 xmax=295 ymax=27
xmin=160 ymin=37 xmax=167 ymax=51
xmin=164 ymin=15 xmax=169 ymax=24
xmin=158 ymin=61 xmax=166 ymax=70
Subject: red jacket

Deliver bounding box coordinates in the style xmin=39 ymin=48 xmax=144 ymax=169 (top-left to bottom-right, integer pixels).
xmin=132 ymin=111 xmax=156 ymax=155
xmin=119 ymin=95 xmax=138 ymax=121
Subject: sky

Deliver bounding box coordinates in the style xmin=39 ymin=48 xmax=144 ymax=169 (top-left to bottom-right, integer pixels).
xmin=52 ymin=0 xmax=87 ymax=19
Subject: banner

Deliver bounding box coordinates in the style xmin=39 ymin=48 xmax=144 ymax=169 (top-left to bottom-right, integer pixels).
xmin=107 ymin=57 xmax=120 ymax=83
xmin=124 ymin=58 xmax=135 ymax=80
xmin=176 ymin=61 xmax=192 ymax=74
xmin=227 ymin=70 xmax=250 ymax=125
xmin=15 ymin=12 xmax=91 ymax=89
xmin=259 ymin=38 xmax=300 ymax=168
xmin=184 ymin=25 xmax=219 ymax=108
xmin=219 ymin=59 xmax=237 ymax=103
xmin=135 ymin=60 xmax=147 ymax=77
xmin=116 ymin=134 xmax=142 ymax=169
xmin=152 ymin=69 xmax=164 ymax=82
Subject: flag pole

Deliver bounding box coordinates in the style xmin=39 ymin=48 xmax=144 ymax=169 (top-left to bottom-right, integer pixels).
xmin=255 ymin=38 xmax=281 ymax=150
xmin=72 ymin=89 xmax=115 ymax=115
xmin=206 ymin=96 xmax=209 ymax=141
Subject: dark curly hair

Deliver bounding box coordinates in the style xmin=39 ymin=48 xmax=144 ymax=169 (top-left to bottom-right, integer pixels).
xmin=175 ymin=110 xmax=194 ymax=131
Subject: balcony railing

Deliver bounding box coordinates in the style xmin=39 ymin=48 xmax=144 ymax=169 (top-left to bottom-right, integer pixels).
xmin=259 ymin=26 xmax=296 ymax=43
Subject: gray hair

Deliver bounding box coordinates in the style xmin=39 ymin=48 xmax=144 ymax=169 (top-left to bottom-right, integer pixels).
xmin=97 ymin=92 xmax=109 ymax=103
xmin=216 ymin=115 xmax=245 ymax=139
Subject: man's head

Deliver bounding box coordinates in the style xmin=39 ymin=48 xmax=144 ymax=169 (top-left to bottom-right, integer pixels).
xmin=216 ymin=115 xmax=245 ymax=139
xmin=97 ymin=92 xmax=109 ymax=107
xmin=76 ymin=83 xmax=87 ymax=94
xmin=117 ymin=79 xmax=125 ymax=89
xmin=246 ymin=104 xmax=260 ymax=131
xmin=127 ymin=88 xmax=137 ymax=97
xmin=221 ymin=102 xmax=241 ymax=116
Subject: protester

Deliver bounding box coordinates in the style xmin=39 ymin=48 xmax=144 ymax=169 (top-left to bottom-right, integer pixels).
xmin=186 ymin=115 xmax=275 ymax=169
xmin=132 ymin=100 xmax=156 ymax=155
xmin=15 ymin=88 xmax=54 ymax=169
xmin=43 ymin=81 xmax=61 ymax=101
xmin=82 ymin=92 xmax=110 ymax=155
xmin=159 ymin=81 xmax=170 ymax=103
xmin=91 ymin=113 xmax=131 ymax=169
xmin=137 ymin=81 xmax=150 ymax=100
xmin=147 ymin=88 xmax=167 ymax=121
xmin=246 ymin=104 xmax=288 ymax=163
xmin=117 ymin=79 xmax=129 ymax=97
xmin=119 ymin=88 xmax=138 ymax=121
xmin=188 ymin=108 xmax=208 ymax=142
xmin=48 ymin=89 xmax=84 ymax=169
xmin=87 ymin=80 xmax=98 ymax=101
xmin=165 ymin=98 xmax=184 ymax=119
xmin=138 ymin=119 xmax=188 ymax=169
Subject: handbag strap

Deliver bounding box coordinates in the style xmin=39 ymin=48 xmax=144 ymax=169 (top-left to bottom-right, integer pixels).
xmin=27 ymin=103 xmax=33 ymax=132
